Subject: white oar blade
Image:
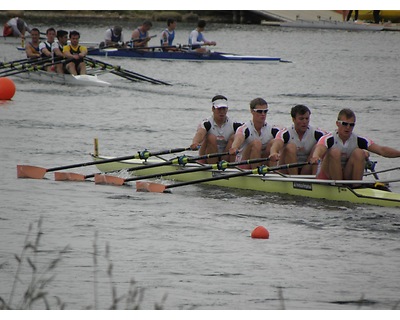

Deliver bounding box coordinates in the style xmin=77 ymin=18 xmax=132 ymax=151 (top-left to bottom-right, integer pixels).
xmin=54 ymin=172 xmax=86 ymax=181
xmin=17 ymin=165 xmax=47 ymax=179
xmin=136 ymin=181 xmax=167 ymax=193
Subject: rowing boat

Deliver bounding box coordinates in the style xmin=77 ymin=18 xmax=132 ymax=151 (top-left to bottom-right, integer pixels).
xmin=87 ymin=48 xmax=285 ymax=62
xmin=280 ymin=19 xmax=384 ymax=31
xmin=13 ymin=69 xmax=111 ymax=87
xmin=91 ymin=154 xmax=400 ymax=208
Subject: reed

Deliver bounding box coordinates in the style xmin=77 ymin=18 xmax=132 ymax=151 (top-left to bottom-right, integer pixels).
xmin=0 ymin=218 xmax=166 ymax=310
xmin=0 ymin=217 xmax=68 ymax=309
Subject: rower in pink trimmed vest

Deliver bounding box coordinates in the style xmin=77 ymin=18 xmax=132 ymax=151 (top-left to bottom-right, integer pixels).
xmin=310 ymin=108 xmax=400 ymax=181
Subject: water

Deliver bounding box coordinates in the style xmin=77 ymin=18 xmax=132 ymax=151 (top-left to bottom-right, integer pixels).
xmin=1 ymin=21 xmax=400 ymax=310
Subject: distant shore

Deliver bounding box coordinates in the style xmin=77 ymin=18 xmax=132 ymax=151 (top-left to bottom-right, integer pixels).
xmin=0 ymin=10 xmax=240 ymax=24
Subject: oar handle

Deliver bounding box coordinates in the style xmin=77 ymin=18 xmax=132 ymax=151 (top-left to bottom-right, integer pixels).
xmin=123 ymin=151 xmax=228 ymax=173
xmin=128 ymin=34 xmax=157 ymax=46
xmin=142 ymin=147 xmax=191 ymax=158
xmin=124 ymin=157 xmax=268 ymax=182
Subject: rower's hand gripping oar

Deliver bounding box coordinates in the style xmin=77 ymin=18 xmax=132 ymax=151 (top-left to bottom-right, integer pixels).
xmin=136 ymin=162 xmax=310 ymax=193
xmin=127 ymin=34 xmax=157 ymax=47
xmin=17 ymin=147 xmax=191 ymax=179
xmin=95 ymin=154 xmax=265 ymax=186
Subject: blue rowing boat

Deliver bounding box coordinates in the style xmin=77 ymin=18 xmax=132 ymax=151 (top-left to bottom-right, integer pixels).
xmin=87 ymin=48 xmax=285 ymax=62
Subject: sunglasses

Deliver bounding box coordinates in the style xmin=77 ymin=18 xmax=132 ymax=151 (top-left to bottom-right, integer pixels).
xmin=338 ymin=120 xmax=356 ymax=127
xmin=253 ymin=109 xmax=269 ymax=114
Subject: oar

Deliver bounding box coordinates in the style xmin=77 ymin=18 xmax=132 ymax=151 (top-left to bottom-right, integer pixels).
xmin=96 ymin=157 xmax=270 ymax=186
xmin=136 ymin=162 xmax=310 ymax=193
xmin=364 ymin=166 xmax=400 ymax=176
xmin=127 ymin=35 xmax=157 ymax=47
xmin=84 ymin=56 xmax=170 ymax=85
xmin=17 ymin=147 xmax=191 ymax=179
xmin=120 ymin=44 xmax=189 ymax=52
xmin=0 ymin=57 xmax=75 ymax=77
xmin=0 ymin=56 xmax=49 ymax=70
xmin=83 ymin=56 xmax=170 ymax=85
xmin=57 ymin=151 xmax=227 ymax=182
xmin=0 ymin=56 xmax=56 ymax=75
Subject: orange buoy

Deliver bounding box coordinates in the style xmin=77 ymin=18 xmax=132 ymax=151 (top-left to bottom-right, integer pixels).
xmin=0 ymin=77 xmax=16 ymax=100
xmin=251 ymin=226 xmax=269 ymax=239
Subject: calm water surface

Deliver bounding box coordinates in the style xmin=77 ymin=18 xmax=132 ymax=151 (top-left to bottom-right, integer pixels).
xmin=1 ymin=22 xmax=400 ymax=310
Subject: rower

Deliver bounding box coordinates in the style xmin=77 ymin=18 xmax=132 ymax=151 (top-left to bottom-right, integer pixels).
xmin=188 ymin=20 xmax=216 ymax=54
xmin=25 ymin=28 xmax=41 ymax=59
xmin=310 ymin=108 xmax=400 ymax=181
xmin=160 ymin=18 xmax=177 ymax=52
xmin=103 ymin=25 xmax=126 ymax=48
xmin=190 ymin=95 xmax=242 ymax=164
xmin=130 ymin=20 xmax=153 ymax=48
xmin=229 ymin=98 xmax=280 ymax=169
xmin=269 ymin=104 xmax=327 ymax=175
xmin=63 ymin=30 xmax=87 ymax=75
xmin=52 ymin=29 xmax=69 ymax=74
xmin=3 ymin=17 xmax=31 ymax=39
xmin=38 ymin=27 xmax=57 ymax=72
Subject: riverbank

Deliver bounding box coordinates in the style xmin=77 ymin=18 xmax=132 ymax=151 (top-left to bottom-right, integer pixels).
xmin=0 ymin=10 xmax=240 ymax=24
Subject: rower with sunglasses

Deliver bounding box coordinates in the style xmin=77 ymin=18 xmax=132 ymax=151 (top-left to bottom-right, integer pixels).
xmin=229 ymin=97 xmax=280 ymax=169
xmin=269 ymin=104 xmax=327 ymax=175
xmin=190 ymin=95 xmax=242 ymax=164
xmin=311 ymin=108 xmax=400 ymax=181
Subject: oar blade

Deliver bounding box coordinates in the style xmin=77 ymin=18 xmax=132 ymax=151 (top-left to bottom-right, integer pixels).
xmin=136 ymin=181 xmax=167 ymax=193
xmin=94 ymin=174 xmax=125 ymax=186
xmin=54 ymin=172 xmax=86 ymax=181
xmin=17 ymin=165 xmax=47 ymax=179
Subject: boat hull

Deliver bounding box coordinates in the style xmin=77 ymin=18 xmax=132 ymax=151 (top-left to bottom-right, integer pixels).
xmin=91 ymin=155 xmax=400 ymax=207
xmin=281 ymin=19 xmax=384 ymax=31
xmin=14 ymin=70 xmax=111 ymax=87
xmin=88 ymin=49 xmax=282 ymax=62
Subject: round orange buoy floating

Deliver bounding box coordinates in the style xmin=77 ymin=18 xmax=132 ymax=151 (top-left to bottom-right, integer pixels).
xmin=251 ymin=226 xmax=269 ymax=239
xmin=0 ymin=77 xmax=16 ymax=100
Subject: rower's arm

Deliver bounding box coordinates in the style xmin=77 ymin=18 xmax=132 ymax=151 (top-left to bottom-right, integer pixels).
xmin=310 ymin=144 xmax=327 ymax=164
xmin=269 ymin=139 xmax=284 ymax=162
xmin=368 ymin=143 xmax=400 ymax=158
xmin=25 ymin=45 xmax=40 ymax=59
xmin=229 ymin=133 xmax=245 ymax=155
xmin=191 ymin=128 xmax=207 ymax=150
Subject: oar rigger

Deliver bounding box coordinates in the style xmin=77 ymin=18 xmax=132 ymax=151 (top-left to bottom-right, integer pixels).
xmin=94 ymin=156 xmax=267 ymax=186
xmin=136 ymin=161 xmax=310 ymax=193
xmin=48 ymin=146 xmax=192 ymax=181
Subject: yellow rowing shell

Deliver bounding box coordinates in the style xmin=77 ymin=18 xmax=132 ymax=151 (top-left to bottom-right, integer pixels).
xmin=91 ymin=155 xmax=400 ymax=208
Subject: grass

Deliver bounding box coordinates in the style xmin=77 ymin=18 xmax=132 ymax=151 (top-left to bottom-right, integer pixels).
xmin=0 ymin=218 xmax=166 ymax=310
